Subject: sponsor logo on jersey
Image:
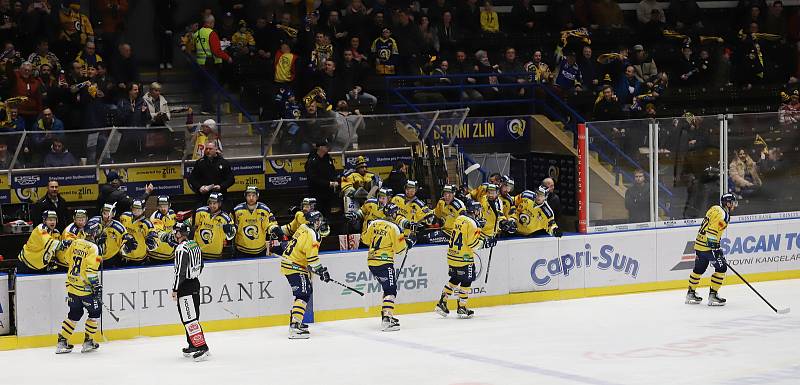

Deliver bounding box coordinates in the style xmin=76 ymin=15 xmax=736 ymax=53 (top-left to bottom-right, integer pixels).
xmin=199 ymin=229 xmax=213 ymax=243
xmin=530 ymin=243 xmax=640 ymax=286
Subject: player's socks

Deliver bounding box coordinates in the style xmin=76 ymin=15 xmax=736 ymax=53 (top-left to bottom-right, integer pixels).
xmin=710 ymin=272 xmax=725 ymax=292
xmin=688 ymin=272 xmax=702 ymax=291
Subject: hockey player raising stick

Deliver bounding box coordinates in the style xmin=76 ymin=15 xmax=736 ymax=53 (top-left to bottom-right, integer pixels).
xmin=362 ymin=203 xmax=414 ymax=331
xmin=56 ymin=222 xmax=103 ymax=354
xmin=435 ymin=201 xmax=495 ymax=318
xmin=686 ymin=193 xmax=737 ymax=306
xmin=281 ymin=210 xmax=332 ymax=339
xmin=149 ymin=196 xmax=177 ymax=262
xmin=166 ymin=222 xmax=210 ymax=361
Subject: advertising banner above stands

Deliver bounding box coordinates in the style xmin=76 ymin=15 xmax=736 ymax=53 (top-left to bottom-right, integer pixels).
xmin=102 ymin=165 xmax=184 ymax=198
xmin=11 ymin=168 xmax=97 ymax=203
xmin=343 ymin=150 xmax=412 ymax=181
xmin=0 ymin=173 xmax=9 ymax=204
xmin=432 ymin=116 xmax=531 ymax=145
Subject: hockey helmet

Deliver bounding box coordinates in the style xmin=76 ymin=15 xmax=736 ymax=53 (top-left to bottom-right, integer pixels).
xmin=302 ymin=197 xmax=317 ymax=208
xmin=208 ymin=192 xmax=223 ymax=203
xmin=720 ymin=193 xmax=738 ymax=207
xmin=157 ymin=195 xmax=170 ymax=206
xmin=73 ymin=209 xmax=87 ymax=219
xmin=304 ymin=210 xmax=323 ymax=224
xmin=383 ymin=202 xmax=400 ymax=218
xmin=245 ymin=186 xmax=259 ymax=197
xmin=131 ymin=199 xmax=145 ymax=210
xmin=405 ymin=180 xmax=418 ymax=190
xmin=377 ymin=188 xmax=392 ymax=198
xmin=465 ymin=200 xmax=482 ymax=215
xmin=355 ymin=156 xmax=368 ymax=169
xmin=442 ymin=185 xmax=455 ymax=194
xmin=173 ymin=222 xmax=192 ymax=237
xmin=101 ymin=202 xmax=117 ymax=217
xmin=42 ymin=210 xmax=58 ymax=222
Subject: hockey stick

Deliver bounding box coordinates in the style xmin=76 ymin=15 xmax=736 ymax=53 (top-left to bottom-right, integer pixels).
xmin=102 ymin=302 xmax=120 ymax=322
xmin=724 ymin=261 xmax=791 ymax=314
xmin=484 ymin=202 xmax=501 ymax=284
xmin=278 ymin=255 xmax=365 ymax=296
xmin=222 ymin=307 xmax=241 ymax=319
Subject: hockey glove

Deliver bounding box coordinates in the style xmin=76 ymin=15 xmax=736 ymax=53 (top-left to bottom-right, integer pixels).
xmin=222 ymin=224 xmax=236 ymax=240
xmin=270 ymin=226 xmax=286 ymax=239
xmin=506 ymin=219 xmax=518 ymax=234
xmin=58 ymin=239 xmax=73 ymax=251
xmin=405 ymin=221 xmax=425 ymax=232
xmin=706 ymin=238 xmax=721 ymax=250
xmin=406 ymin=233 xmax=417 ymax=249
xmin=345 ymin=211 xmax=359 ymax=225
xmin=552 ymin=228 xmax=563 ymax=238
xmin=484 ymin=236 xmax=497 ymax=249
xmin=319 ymin=220 xmax=331 ymax=237
xmin=499 ymin=219 xmax=513 ymax=233
xmin=145 ymin=233 xmax=158 ymax=251
xmin=159 ymin=232 xmax=177 ymax=247
xmin=122 ymin=234 xmax=138 ymax=254
xmin=313 ymin=265 xmax=332 ymax=282
xmin=713 ymin=249 xmax=725 ymax=265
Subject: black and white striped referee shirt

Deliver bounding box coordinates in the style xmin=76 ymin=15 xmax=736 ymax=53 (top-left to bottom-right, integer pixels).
xmin=173 ymin=240 xmax=204 ymax=291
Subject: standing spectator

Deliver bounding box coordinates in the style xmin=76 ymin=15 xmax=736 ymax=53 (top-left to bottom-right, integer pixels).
xmin=188 ymin=141 xmax=235 ymax=205
xmin=636 ymin=0 xmax=665 ymax=27
xmin=480 ymin=0 xmax=501 ymax=37
xmin=457 ymin=0 xmax=481 ymax=41
xmin=0 ymin=0 xmax=17 ymax=45
xmin=344 ymin=0 xmax=370 ymax=41
xmin=339 ymin=51 xmax=378 ymax=109
xmin=56 ymin=0 xmax=93 ymax=61
xmin=578 ymin=46 xmax=599 ymax=90
xmin=75 ymin=41 xmax=103 ymax=70
xmin=729 ymin=148 xmax=762 ymax=197
xmin=304 ymin=140 xmax=338 ymax=217
xmin=317 ymin=59 xmax=345 ymax=103
xmin=385 ymin=161 xmax=408 ymax=197
xmin=510 ymin=0 xmax=537 ymax=36
xmin=593 ymin=85 xmax=623 ymax=120
xmin=625 ymin=169 xmax=650 ymax=222
xmin=668 ymin=0 xmax=703 ymax=32
xmin=274 ymin=42 xmax=298 ymax=89
xmin=451 ymin=50 xmax=483 ymax=102
xmin=694 ymin=48 xmax=713 ymax=85
xmin=7 ymin=61 xmax=43 ymax=128
xmin=143 ymin=82 xmax=170 ymax=126
xmin=94 ymin=0 xmax=129 ymax=61
xmin=542 ymin=177 xmax=562 ymax=219
xmin=27 ymin=40 xmax=60 ymax=75
xmin=187 ymin=118 xmax=222 ymax=160
xmin=675 ymin=44 xmax=698 ymax=86
xmin=31 ymin=107 xmax=65 ymax=155
xmin=153 ymin=0 xmax=176 ymax=69
xmin=310 ymin=32 xmax=334 ymax=72
xmin=371 ymin=28 xmax=399 ymax=75
xmin=547 ymin=0 xmax=576 ymax=30
xmin=0 ymin=140 xmax=11 ymax=169
xmin=33 ymin=180 xmax=69 ymax=231
xmin=436 ymin=11 xmax=460 ymax=57
xmin=116 ymin=83 xmax=149 ymax=127
xmin=497 ymin=47 xmax=526 ymax=97
xmin=392 ymin=9 xmax=421 ymax=75
xmin=190 ymin=15 xmax=232 ymax=115
xmin=632 ymin=45 xmax=658 ymax=85
xmin=43 ymin=138 xmax=78 ymax=167
xmin=427 ymin=0 xmax=452 ymax=25
xmin=763 ymin=1 xmax=786 ymax=36
xmin=524 ymin=50 xmax=553 ymax=84
xmin=322 ymin=10 xmax=348 ymax=47
xmin=554 ymin=50 xmax=583 ymax=94
xmin=615 ymin=65 xmax=642 ymax=109
xmin=111 ymin=43 xmax=140 ymax=91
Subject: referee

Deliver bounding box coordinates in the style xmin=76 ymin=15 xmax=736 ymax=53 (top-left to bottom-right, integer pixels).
xmin=167 ymin=222 xmax=209 ymax=361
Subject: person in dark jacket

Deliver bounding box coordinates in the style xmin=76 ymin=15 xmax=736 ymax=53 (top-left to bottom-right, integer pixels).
xmin=98 ymin=170 xmax=154 ymax=217
xmin=542 ymin=177 xmax=562 ymax=220
xmin=385 ymin=161 xmax=408 ymax=197
xmin=32 ymin=180 xmax=69 ymax=231
xmin=625 ymin=169 xmax=650 ymax=222
xmin=188 ymin=141 xmax=235 ymax=205
xmin=304 ymin=140 xmax=339 ymax=217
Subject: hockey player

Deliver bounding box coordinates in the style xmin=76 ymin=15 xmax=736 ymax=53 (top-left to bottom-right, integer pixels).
xmin=281 ymin=210 xmax=332 ymax=339
xmin=346 ymin=188 xmax=417 ymax=248
xmin=513 ymin=187 xmax=563 ymax=237
xmin=341 ymin=156 xmax=380 ymax=198
xmin=435 ymin=201 xmax=495 ymax=318
xmin=54 ymin=210 xmax=89 ymax=269
xmin=361 ymin=203 xmax=414 ymax=331
xmin=56 ymin=222 xmax=103 ymax=354
xmin=281 ymin=197 xmax=316 ymax=237
xmin=686 ymin=193 xmax=737 ymax=306
xmin=469 ymin=173 xmax=502 ymax=202
xmin=433 ymin=185 xmax=465 ymax=236
xmin=88 ymin=203 xmax=134 ymax=265
xmin=18 ymin=210 xmax=62 ymax=273
xmin=234 ymin=186 xmax=285 ymax=258
xmin=168 ymin=222 xmax=210 ymax=361
xmin=149 ymin=196 xmax=177 ymax=262
xmin=391 ymin=181 xmax=434 ymax=229
xmin=480 ymin=184 xmax=516 ymax=238
xmin=119 ymin=200 xmax=159 ymax=264
xmin=191 ymin=192 xmax=236 ymax=259
xmin=498 ymin=176 xmax=516 ymax=218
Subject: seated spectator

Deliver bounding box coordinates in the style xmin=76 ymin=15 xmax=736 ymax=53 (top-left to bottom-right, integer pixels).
xmin=187 ymin=118 xmax=222 ymax=160
xmin=28 ymin=39 xmax=61 ymax=76
xmin=0 ymin=139 xmax=10 ymax=169
xmin=451 ymin=50 xmax=483 ymax=102
xmin=498 ymin=47 xmax=526 ymax=97
xmin=554 ymin=50 xmax=584 ymax=94
xmin=31 ymin=107 xmax=64 ymax=153
xmin=427 ymin=0 xmax=452 ymax=25
xmin=593 ymin=85 xmax=623 ymax=120
xmin=757 ymin=147 xmax=784 ymax=180
xmin=475 ymin=50 xmax=501 ymax=99
xmin=43 ymin=138 xmax=78 ymax=167
xmin=615 ymin=65 xmax=642 ymax=109
xmin=1 ymin=106 xmax=26 ymax=131
xmin=625 ymin=169 xmax=650 ymax=222
xmin=480 ymin=0 xmax=501 ymax=36
xmin=143 ymin=82 xmax=171 ymax=126
xmin=730 ymin=148 xmax=763 ymax=197
xmin=675 ymin=44 xmax=698 ymax=86
xmin=632 ymin=45 xmax=658 ymax=85
xmin=510 ymin=0 xmax=537 ymax=36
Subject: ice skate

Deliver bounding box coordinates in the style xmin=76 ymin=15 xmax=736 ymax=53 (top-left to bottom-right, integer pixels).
xmin=192 ymin=346 xmax=210 ymax=362
xmin=381 ymin=316 xmax=400 ymax=332
xmin=457 ymin=306 xmax=474 ymax=319
xmin=55 ymin=335 xmax=73 ymax=354
xmin=289 ymin=322 xmax=310 ymax=339
xmin=80 ymin=338 xmax=99 ymax=353
xmin=708 ymin=290 xmax=726 ymax=306
xmin=435 ymin=298 xmax=449 ymax=317
xmin=183 ymin=345 xmax=199 ymax=357
xmin=685 ymin=288 xmax=703 ymax=304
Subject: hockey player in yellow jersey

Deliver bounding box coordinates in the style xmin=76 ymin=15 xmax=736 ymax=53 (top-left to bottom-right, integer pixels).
xmin=480 ymin=184 xmax=516 ymax=238
xmin=56 ymin=222 xmax=103 ymax=354
xmin=88 ymin=203 xmax=133 ymax=265
xmin=686 ymin=193 xmax=737 ymax=306
xmin=391 ymin=181 xmax=434 ymax=227
xmin=435 ymin=201 xmax=495 ymax=318
xmin=120 ymin=200 xmax=159 ymax=264
xmin=513 ymin=186 xmax=563 ymax=237
xmin=469 ymin=173 xmax=502 ymax=202
xmin=149 ymin=196 xmax=177 ymax=262
xmin=281 ymin=198 xmax=316 ymax=237
xmin=347 ymin=188 xmax=418 ymax=248
xmin=362 ymin=203 xmax=414 ymax=331
xmin=18 ymin=210 xmax=62 ymax=273
xmin=234 ymin=186 xmax=284 ymax=258
xmin=55 ymin=210 xmax=89 ymax=269
xmin=341 ymin=156 xmax=380 ymax=198
xmin=191 ymin=192 xmax=236 ymax=259
xmin=281 ymin=210 xmax=332 ymax=339
xmin=433 ymin=185 xmax=466 ymax=236
xmin=498 ymin=176 xmax=517 ymax=218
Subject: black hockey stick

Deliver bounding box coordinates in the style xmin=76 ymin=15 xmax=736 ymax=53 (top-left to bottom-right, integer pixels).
xmin=102 ymin=302 xmax=120 ymax=322
xmin=279 ymin=256 xmax=365 ymax=296
xmin=485 ymin=203 xmax=501 ymax=284
xmin=724 ymin=261 xmax=791 ymax=314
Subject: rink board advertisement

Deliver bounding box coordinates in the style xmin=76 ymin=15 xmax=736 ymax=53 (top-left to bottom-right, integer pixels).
xmin=10 ymin=168 xmax=98 ymax=203
xmin=0 ymin=273 xmax=8 ymax=335
xmin=0 ymin=173 xmax=9 ymax=204
xmin=12 ymin=218 xmax=800 ymax=338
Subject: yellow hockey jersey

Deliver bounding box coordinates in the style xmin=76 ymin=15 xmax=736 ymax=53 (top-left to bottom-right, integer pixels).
xmin=499 ymin=193 xmax=516 ymax=218
xmin=362 ymin=219 xmax=407 ymax=267
xmin=120 ymin=212 xmax=157 ymax=261
xmin=19 ymin=224 xmax=61 ymax=270
xmin=480 ymin=196 xmax=507 ymax=237
xmin=356 ymin=198 xmax=409 ymax=238
xmin=470 ymin=183 xmax=489 ymax=202
xmin=88 ymin=216 xmax=127 ymax=261
xmin=58 ymin=9 xmax=94 ymax=44
xmin=65 ymin=239 xmax=102 ymax=297
xmin=447 ymin=215 xmax=486 ymax=267
xmin=149 ymin=209 xmax=177 ymax=260
xmin=281 ymin=211 xmax=308 ymax=237
xmin=433 ymin=198 xmax=465 ymax=235
xmin=234 ymin=202 xmax=278 ymax=255
xmin=280 ymin=224 xmax=321 ymax=275
xmin=341 ymin=169 xmax=377 ymax=196
xmin=55 ymin=222 xmax=87 ymax=267
xmin=514 ymin=193 xmax=558 ymax=236
xmin=193 ymin=207 xmax=234 ymax=259
xmin=695 ymin=205 xmax=730 ymax=252
xmin=391 ymin=194 xmax=434 ymax=224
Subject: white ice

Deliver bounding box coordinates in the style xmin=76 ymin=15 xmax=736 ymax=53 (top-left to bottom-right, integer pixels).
xmin=3 ymin=279 xmax=799 ymax=385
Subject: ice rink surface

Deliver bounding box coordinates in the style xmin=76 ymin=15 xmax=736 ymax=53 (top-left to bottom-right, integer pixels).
xmin=3 ymin=279 xmax=799 ymax=385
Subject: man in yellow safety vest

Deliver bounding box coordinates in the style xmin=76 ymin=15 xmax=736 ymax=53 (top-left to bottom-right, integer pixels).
xmin=190 ymin=14 xmax=233 ymax=115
